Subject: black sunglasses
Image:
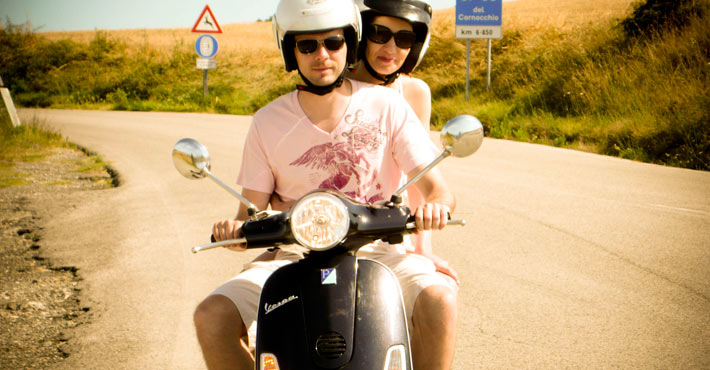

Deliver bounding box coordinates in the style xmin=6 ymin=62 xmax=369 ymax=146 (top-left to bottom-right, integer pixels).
xmin=367 ymin=24 xmax=417 ymax=49
xmin=295 ymin=35 xmax=346 ymax=54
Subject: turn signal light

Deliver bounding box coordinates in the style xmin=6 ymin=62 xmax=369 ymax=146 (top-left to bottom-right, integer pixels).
xmin=261 ymin=353 xmax=280 ymax=370
xmin=384 ymin=344 xmax=407 ymax=370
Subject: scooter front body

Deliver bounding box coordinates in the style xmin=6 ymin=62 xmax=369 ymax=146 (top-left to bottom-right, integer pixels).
xmin=255 ymin=252 xmax=412 ymax=370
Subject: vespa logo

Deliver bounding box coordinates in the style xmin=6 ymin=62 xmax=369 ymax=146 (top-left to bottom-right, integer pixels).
xmin=321 ymin=268 xmax=337 ymax=285
xmin=264 ymin=295 xmax=298 ymax=315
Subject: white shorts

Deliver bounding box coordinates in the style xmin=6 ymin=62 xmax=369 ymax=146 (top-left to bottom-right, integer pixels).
xmin=211 ymin=245 xmax=458 ymax=350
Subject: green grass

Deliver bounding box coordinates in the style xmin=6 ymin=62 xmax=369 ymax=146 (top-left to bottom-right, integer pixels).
xmin=0 ymin=117 xmax=66 ymax=161
xmin=0 ymin=160 xmax=29 ymax=188
xmin=0 ymin=177 xmax=30 ymax=188
xmin=0 ymin=114 xmax=63 ymax=188
xmin=1 ymin=0 xmax=708 ymax=170
xmin=76 ymin=155 xmax=107 ymax=173
xmin=42 ymin=180 xmax=73 ymax=186
xmin=0 ymin=114 xmax=114 ymax=189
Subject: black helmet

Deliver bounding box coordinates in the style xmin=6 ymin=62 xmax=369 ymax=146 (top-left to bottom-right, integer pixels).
xmin=356 ymin=0 xmax=432 ymax=82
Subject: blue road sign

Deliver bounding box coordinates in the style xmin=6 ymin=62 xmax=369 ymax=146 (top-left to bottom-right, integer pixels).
xmin=195 ymin=34 xmax=218 ymax=58
xmin=456 ymin=0 xmax=503 ymax=39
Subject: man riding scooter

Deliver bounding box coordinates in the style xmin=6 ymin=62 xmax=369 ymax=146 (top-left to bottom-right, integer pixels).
xmin=193 ymin=0 xmax=459 ymax=369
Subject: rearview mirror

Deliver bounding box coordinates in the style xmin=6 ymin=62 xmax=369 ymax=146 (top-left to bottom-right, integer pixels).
xmin=392 ymin=115 xmax=484 ymax=201
xmin=440 ymin=114 xmax=484 ymax=158
xmin=171 ymin=138 xmax=260 ymax=219
xmin=172 ymin=138 xmax=211 ymax=179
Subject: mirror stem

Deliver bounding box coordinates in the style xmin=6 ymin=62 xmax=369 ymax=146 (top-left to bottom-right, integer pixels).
xmin=204 ymin=168 xmax=259 ymax=220
xmin=391 ymin=150 xmax=451 ymax=202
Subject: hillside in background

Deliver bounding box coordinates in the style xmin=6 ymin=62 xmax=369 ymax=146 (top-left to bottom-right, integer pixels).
xmin=1 ymin=0 xmax=708 ymax=170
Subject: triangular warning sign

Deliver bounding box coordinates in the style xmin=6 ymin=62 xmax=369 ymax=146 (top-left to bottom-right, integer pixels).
xmin=192 ymin=5 xmax=222 ymax=33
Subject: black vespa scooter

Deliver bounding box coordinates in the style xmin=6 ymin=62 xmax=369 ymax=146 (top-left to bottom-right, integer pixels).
xmin=172 ymin=115 xmax=484 ymax=370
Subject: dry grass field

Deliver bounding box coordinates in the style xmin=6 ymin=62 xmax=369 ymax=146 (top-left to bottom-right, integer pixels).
xmin=41 ymin=0 xmax=636 ymax=60
xmin=42 ymin=22 xmax=277 ymax=60
xmin=434 ymin=0 xmax=635 ymax=36
xmin=23 ymin=0 xmax=707 ymax=169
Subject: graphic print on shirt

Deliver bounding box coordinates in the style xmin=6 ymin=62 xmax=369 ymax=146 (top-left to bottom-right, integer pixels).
xmin=290 ymin=110 xmax=385 ymax=203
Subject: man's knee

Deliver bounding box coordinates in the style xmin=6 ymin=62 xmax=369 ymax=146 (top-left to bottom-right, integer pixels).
xmin=414 ymin=285 xmax=457 ymax=322
xmin=194 ymin=294 xmax=245 ymax=336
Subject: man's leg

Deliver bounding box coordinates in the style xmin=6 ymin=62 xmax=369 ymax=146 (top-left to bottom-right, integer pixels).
xmin=410 ymin=285 xmax=458 ymax=370
xmin=194 ymin=294 xmax=254 ymax=370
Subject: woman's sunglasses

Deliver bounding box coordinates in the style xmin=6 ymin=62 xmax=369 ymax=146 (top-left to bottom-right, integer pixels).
xmin=295 ymin=35 xmax=346 ymax=54
xmin=367 ymin=24 xmax=417 ymax=49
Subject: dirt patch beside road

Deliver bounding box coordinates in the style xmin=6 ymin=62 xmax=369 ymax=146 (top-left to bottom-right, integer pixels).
xmin=0 ymin=146 xmax=113 ymax=369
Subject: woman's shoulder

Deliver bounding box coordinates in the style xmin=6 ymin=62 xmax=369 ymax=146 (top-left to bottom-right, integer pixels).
xmin=398 ymin=75 xmax=432 ymax=128
xmin=400 ymin=75 xmax=431 ymax=99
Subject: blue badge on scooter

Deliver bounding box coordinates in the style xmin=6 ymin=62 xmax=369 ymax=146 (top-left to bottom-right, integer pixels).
xmin=321 ymin=268 xmax=337 ymax=285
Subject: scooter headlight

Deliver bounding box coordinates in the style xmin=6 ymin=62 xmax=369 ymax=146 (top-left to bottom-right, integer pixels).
xmin=290 ymin=192 xmax=350 ymax=251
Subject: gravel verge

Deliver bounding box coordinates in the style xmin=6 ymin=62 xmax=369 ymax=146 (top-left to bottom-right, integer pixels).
xmin=0 ymin=146 xmax=113 ymax=369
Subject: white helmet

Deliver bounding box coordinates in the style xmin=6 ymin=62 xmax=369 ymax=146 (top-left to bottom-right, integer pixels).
xmin=273 ymin=0 xmax=362 ymax=72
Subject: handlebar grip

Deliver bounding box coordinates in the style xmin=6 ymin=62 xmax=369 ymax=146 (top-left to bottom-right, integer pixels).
xmin=406 ymin=212 xmax=453 ymax=220
xmin=405 ymin=212 xmax=454 ymax=223
xmin=405 ymin=213 xmax=466 ymax=229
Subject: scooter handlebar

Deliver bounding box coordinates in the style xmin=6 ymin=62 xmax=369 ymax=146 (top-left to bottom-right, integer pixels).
xmin=198 ymin=211 xmax=465 ymax=253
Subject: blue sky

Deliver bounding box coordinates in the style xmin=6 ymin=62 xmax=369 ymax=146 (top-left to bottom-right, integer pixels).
xmin=2 ymin=0 xmax=458 ymax=32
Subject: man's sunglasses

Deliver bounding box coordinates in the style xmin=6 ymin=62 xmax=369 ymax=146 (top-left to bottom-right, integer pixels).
xmin=295 ymin=35 xmax=346 ymax=54
xmin=367 ymin=24 xmax=417 ymax=49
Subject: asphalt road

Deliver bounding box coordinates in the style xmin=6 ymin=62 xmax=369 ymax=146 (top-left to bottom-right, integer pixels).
xmin=19 ymin=108 xmax=710 ymax=369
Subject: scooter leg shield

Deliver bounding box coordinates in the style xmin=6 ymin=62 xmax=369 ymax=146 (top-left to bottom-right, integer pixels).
xmin=254 ymin=254 xmax=411 ymax=369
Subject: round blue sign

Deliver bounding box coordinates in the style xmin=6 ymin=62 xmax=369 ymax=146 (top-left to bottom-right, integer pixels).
xmin=195 ymin=35 xmax=218 ymax=58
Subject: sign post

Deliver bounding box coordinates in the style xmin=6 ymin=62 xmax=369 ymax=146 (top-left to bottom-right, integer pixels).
xmin=455 ymin=0 xmax=503 ymax=98
xmin=195 ymin=34 xmax=218 ymax=96
xmin=192 ymin=5 xmax=222 ymax=97
xmin=0 ymin=75 xmax=21 ymax=127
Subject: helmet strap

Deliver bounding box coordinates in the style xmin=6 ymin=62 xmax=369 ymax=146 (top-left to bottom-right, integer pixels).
xmin=363 ymin=57 xmax=399 ymax=85
xmin=296 ymin=67 xmax=347 ymax=96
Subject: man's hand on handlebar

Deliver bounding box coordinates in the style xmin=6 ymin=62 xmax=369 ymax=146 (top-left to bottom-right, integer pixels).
xmin=212 ymin=219 xmax=247 ymax=251
xmin=412 ymin=202 xmax=450 ymax=231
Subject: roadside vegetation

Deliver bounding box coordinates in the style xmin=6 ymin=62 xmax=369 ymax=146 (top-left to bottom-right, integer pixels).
xmin=0 ymin=113 xmax=114 ymax=189
xmin=0 ymin=113 xmax=60 ymax=188
xmin=1 ymin=0 xmax=707 ymax=170
xmin=422 ymin=0 xmax=708 ymax=169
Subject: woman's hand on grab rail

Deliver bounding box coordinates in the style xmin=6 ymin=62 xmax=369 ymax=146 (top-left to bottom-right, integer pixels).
xmin=212 ymin=219 xmax=247 ymax=251
xmin=425 ymin=252 xmax=460 ymax=285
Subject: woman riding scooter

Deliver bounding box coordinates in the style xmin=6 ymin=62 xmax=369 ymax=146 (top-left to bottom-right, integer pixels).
xmin=348 ymin=0 xmax=459 ymax=301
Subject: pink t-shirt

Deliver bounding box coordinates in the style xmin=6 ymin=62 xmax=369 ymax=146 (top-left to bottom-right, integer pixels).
xmin=237 ymin=79 xmax=438 ymax=206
